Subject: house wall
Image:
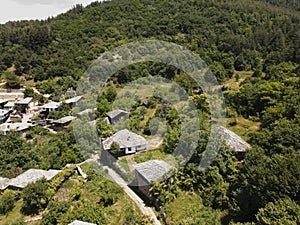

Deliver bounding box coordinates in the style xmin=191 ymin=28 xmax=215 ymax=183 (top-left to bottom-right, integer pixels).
xmin=136 ymin=144 xmax=146 ymax=152
xmin=125 ymin=147 xmax=137 ymax=154
xmin=123 ymin=144 xmax=146 ymax=155
xmin=110 ymin=112 xmax=128 ymax=124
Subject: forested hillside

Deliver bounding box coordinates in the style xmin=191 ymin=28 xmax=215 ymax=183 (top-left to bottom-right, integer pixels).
xmin=0 ymin=0 xmax=299 ymax=224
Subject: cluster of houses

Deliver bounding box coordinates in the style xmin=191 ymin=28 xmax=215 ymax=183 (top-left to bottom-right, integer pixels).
xmin=0 ymin=92 xmax=83 ymax=135
xmin=0 ymin=89 xmax=253 ymax=219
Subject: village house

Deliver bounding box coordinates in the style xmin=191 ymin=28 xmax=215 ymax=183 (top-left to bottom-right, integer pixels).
xmin=64 ymin=96 xmax=82 ymax=107
xmin=51 ymin=115 xmax=76 ymax=131
xmin=42 ymin=101 xmax=61 ymax=113
xmin=131 ymin=160 xmax=171 ymax=209
xmin=102 ymin=129 xmax=147 ymax=155
xmin=75 ymin=108 xmax=94 ymax=119
xmin=218 ymin=126 xmax=251 ymax=159
xmin=0 ymin=92 xmax=24 ymax=101
xmin=0 ymin=99 xmax=8 ymax=108
xmin=0 ymin=109 xmax=10 ymax=121
xmin=0 ymin=122 xmax=35 ymax=135
xmin=0 ymin=169 xmax=61 ymax=191
xmin=15 ymin=97 xmax=33 ymax=113
xmin=68 ymin=220 xmax=96 ymax=225
xmin=4 ymin=101 xmax=15 ymax=111
xmin=106 ymin=109 xmax=128 ymax=124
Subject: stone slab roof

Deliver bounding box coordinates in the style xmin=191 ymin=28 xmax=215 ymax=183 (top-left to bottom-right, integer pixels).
xmin=102 ymin=129 xmax=147 ymax=150
xmin=68 ymin=220 xmax=96 ymax=225
xmin=106 ymin=109 xmax=128 ymax=119
xmin=218 ymin=126 xmax=251 ymax=152
xmin=4 ymin=102 xmax=15 ymax=107
xmin=42 ymin=101 xmax=61 ymax=109
xmin=52 ymin=116 xmax=76 ymax=124
xmin=65 ymin=96 xmax=82 ymax=104
xmin=17 ymin=97 xmax=33 ymax=105
xmin=8 ymin=169 xmax=61 ymax=189
xmin=0 ymin=177 xmax=10 ymax=191
xmin=134 ymin=160 xmax=171 ymax=183
xmin=0 ymin=122 xmax=34 ymax=132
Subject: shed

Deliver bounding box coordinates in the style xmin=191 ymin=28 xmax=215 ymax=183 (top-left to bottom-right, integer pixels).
xmin=106 ymin=110 xmax=128 ymax=124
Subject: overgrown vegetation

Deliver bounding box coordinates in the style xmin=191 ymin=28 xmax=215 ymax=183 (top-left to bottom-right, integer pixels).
xmin=0 ymin=0 xmax=299 ymax=224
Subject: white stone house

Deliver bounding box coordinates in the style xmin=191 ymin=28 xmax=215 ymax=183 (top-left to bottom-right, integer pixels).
xmin=102 ymin=129 xmax=147 ymax=155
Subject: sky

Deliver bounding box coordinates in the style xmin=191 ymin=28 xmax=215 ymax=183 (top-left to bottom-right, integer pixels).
xmin=0 ymin=0 xmax=98 ymax=24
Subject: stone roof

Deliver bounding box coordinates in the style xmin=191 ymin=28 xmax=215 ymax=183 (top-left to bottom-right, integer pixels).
xmin=4 ymin=102 xmax=15 ymax=107
xmin=218 ymin=126 xmax=251 ymax=152
xmin=17 ymin=97 xmax=33 ymax=105
xmin=76 ymin=108 xmax=94 ymax=116
xmin=106 ymin=110 xmax=128 ymax=119
xmin=0 ymin=177 xmax=10 ymax=191
xmin=65 ymin=96 xmax=82 ymax=104
xmin=0 ymin=92 xmax=24 ymax=101
xmin=0 ymin=122 xmax=34 ymax=133
xmin=68 ymin=220 xmax=96 ymax=225
xmin=42 ymin=101 xmax=61 ymax=109
xmin=8 ymin=169 xmax=61 ymax=189
xmin=134 ymin=160 xmax=171 ymax=183
xmin=52 ymin=116 xmax=76 ymax=124
xmin=0 ymin=99 xmax=8 ymax=105
xmin=102 ymin=129 xmax=147 ymax=150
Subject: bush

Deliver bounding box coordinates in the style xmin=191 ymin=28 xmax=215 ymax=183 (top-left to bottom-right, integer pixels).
xmin=0 ymin=190 xmax=18 ymax=214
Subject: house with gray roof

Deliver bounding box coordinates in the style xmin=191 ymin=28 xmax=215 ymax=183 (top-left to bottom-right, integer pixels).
xmin=218 ymin=126 xmax=251 ymax=152
xmin=7 ymin=169 xmax=61 ymax=190
xmin=0 ymin=177 xmax=10 ymax=191
xmin=51 ymin=116 xmax=76 ymax=127
xmin=68 ymin=220 xmax=96 ymax=225
xmin=64 ymin=96 xmax=82 ymax=107
xmin=132 ymin=160 xmax=171 ymax=209
xmin=4 ymin=102 xmax=15 ymax=111
xmin=106 ymin=109 xmax=128 ymax=124
xmin=16 ymin=97 xmax=33 ymax=113
xmin=42 ymin=101 xmax=61 ymax=113
xmin=102 ymin=129 xmax=147 ymax=155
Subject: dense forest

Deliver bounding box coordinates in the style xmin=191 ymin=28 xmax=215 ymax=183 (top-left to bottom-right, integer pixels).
xmin=0 ymin=0 xmax=299 ymax=224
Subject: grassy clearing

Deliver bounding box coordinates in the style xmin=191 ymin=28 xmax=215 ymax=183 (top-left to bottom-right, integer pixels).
xmin=134 ymin=148 xmax=170 ymax=164
xmin=0 ymin=200 xmax=24 ymax=224
xmin=227 ymin=116 xmax=260 ymax=141
xmin=162 ymin=191 xmax=223 ymax=225
xmin=223 ymin=70 xmax=253 ymax=88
